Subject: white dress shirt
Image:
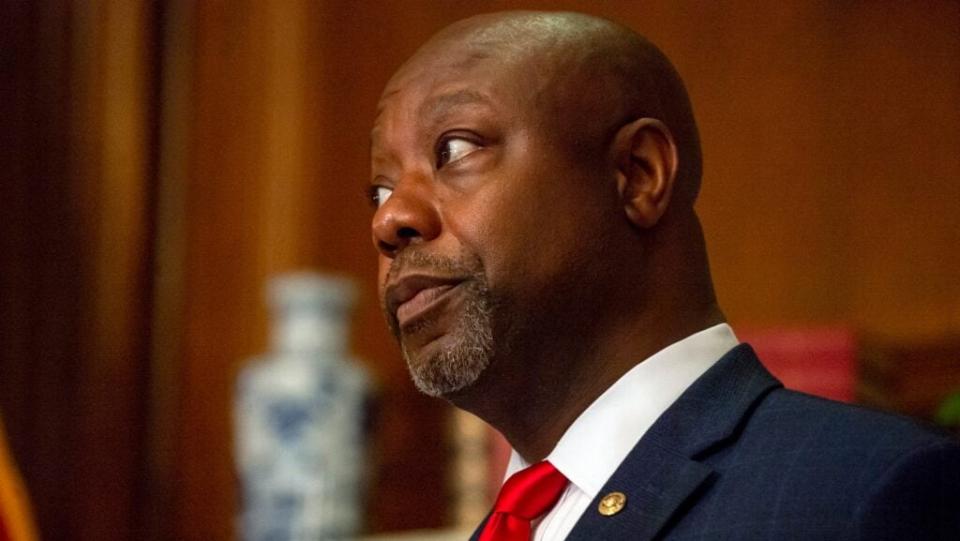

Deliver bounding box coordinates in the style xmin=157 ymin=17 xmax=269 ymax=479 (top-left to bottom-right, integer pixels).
xmin=501 ymin=323 xmax=739 ymax=540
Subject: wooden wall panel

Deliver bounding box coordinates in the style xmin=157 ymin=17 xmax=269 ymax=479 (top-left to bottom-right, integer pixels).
xmin=142 ymin=1 xmax=195 ymax=540
xmin=2 ymin=1 xmax=157 ymax=539
xmin=174 ymin=3 xmax=266 ymax=539
xmin=690 ymin=1 xmax=960 ymax=337
xmin=841 ymin=3 xmax=960 ymax=337
xmin=0 ymin=2 xmax=80 ymax=538
xmin=70 ymin=3 xmax=156 ymax=539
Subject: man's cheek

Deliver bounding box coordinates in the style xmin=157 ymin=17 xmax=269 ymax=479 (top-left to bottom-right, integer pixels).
xmin=377 ymin=260 xmax=391 ymax=300
xmin=377 ymin=255 xmax=391 ymax=278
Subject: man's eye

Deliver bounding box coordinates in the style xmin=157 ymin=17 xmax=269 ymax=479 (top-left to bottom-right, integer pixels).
xmin=370 ymin=186 xmax=393 ymax=208
xmin=437 ymin=137 xmax=481 ymax=168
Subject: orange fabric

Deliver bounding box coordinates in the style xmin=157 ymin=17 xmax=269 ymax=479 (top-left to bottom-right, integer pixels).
xmin=0 ymin=417 xmax=38 ymax=541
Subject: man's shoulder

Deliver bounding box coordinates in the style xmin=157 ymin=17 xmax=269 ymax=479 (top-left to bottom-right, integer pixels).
xmin=570 ymin=350 xmax=960 ymax=540
xmin=749 ymin=386 xmax=955 ymax=451
xmin=725 ymin=386 xmax=959 ymax=482
xmin=670 ymin=342 xmax=956 ymax=458
xmin=719 ymin=386 xmax=960 ymax=516
xmin=663 ymin=389 xmax=960 ymax=539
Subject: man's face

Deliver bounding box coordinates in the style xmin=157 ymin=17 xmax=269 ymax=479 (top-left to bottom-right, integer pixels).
xmin=369 ymin=40 xmax=611 ymax=397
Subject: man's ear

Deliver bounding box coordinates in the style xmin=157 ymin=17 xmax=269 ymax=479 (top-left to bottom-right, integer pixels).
xmin=613 ymin=118 xmax=678 ymax=229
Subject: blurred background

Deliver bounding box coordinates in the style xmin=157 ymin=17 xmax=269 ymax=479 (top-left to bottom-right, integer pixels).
xmin=1 ymin=1 xmax=959 ymax=540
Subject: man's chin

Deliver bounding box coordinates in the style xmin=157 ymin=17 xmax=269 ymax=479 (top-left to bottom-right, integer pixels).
xmin=402 ymin=334 xmax=491 ymax=398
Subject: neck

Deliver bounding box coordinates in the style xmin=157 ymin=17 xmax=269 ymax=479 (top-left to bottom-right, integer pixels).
xmin=451 ymin=298 xmax=724 ymax=463
xmin=450 ymin=214 xmax=724 ymax=463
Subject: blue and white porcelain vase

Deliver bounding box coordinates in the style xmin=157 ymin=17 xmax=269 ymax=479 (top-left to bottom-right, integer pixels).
xmin=236 ymin=273 xmax=369 ymax=541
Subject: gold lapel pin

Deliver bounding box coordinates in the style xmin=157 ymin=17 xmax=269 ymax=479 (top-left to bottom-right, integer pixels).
xmin=598 ymin=491 xmax=627 ymax=516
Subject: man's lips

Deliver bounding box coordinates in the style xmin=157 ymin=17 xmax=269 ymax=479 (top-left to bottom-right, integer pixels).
xmin=385 ymin=274 xmax=464 ymax=328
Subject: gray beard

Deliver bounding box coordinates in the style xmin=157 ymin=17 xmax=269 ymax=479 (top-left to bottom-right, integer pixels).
xmin=384 ymin=251 xmax=495 ymax=397
xmin=401 ymin=278 xmax=494 ymax=397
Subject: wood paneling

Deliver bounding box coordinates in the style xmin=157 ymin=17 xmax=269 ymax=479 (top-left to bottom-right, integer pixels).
xmin=1 ymin=1 xmax=157 ymax=539
xmin=689 ymin=2 xmax=960 ymax=337
xmin=70 ymin=3 xmax=156 ymax=538
xmin=0 ymin=2 xmax=80 ymax=537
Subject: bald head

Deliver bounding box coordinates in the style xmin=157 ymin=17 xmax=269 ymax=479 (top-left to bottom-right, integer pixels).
xmin=387 ymin=11 xmax=702 ymax=206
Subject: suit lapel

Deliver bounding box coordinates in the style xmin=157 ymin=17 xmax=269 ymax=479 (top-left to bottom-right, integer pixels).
xmin=567 ymin=344 xmax=781 ymax=540
xmin=565 ymin=443 xmax=712 ymax=540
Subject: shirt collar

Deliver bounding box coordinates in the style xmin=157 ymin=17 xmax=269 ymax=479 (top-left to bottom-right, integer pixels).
xmin=504 ymin=323 xmax=739 ymax=497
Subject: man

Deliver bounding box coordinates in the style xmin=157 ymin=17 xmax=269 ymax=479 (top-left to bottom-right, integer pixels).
xmin=368 ymin=10 xmax=960 ymax=540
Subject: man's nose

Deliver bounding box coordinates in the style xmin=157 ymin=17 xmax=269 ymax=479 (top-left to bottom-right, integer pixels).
xmin=371 ymin=180 xmax=441 ymax=258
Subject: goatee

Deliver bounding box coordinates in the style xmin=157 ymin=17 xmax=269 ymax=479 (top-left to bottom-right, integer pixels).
xmin=383 ymin=251 xmax=494 ymax=397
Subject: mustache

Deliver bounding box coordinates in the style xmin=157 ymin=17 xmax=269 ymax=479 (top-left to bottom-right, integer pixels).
xmin=384 ymin=250 xmax=483 ymax=290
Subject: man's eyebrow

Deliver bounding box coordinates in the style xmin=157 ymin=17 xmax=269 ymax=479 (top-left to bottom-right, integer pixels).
xmin=371 ymin=89 xmax=494 ymax=155
xmin=417 ymin=89 xmax=492 ymax=122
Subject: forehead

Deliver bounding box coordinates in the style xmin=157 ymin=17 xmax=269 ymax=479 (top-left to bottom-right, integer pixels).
xmin=371 ymin=43 xmax=537 ymax=144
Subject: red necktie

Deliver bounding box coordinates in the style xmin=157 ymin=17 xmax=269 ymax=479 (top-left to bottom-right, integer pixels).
xmin=478 ymin=461 xmax=569 ymax=541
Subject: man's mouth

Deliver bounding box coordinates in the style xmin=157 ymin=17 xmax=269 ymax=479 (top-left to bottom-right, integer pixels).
xmin=397 ymin=283 xmax=459 ymax=326
xmin=385 ymin=274 xmax=465 ymax=330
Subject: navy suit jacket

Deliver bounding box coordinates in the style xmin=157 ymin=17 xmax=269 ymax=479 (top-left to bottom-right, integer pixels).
xmin=471 ymin=344 xmax=960 ymax=540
